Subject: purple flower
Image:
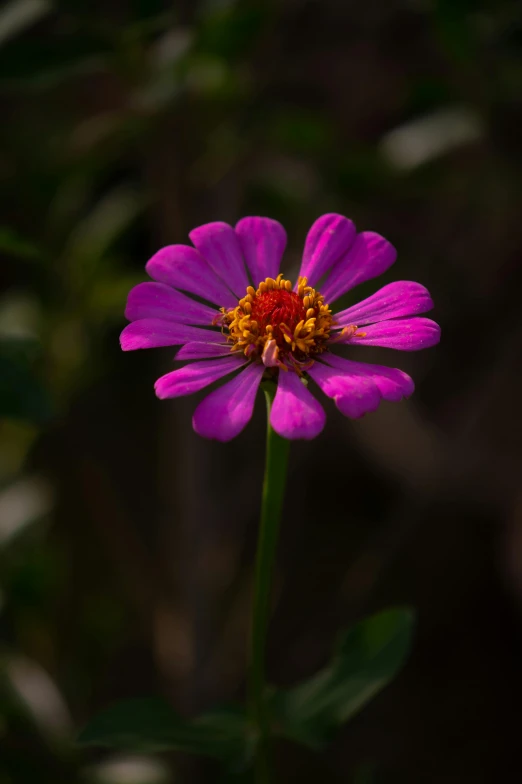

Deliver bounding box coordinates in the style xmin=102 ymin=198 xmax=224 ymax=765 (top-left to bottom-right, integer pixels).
xmin=121 ymin=215 xmax=440 ymax=441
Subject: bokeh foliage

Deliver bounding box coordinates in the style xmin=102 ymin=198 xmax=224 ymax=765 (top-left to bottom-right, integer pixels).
xmin=1 ymin=0 xmax=522 ymax=782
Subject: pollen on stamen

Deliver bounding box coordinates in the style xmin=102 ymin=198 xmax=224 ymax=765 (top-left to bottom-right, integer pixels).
xmin=220 ymin=274 xmax=334 ymax=370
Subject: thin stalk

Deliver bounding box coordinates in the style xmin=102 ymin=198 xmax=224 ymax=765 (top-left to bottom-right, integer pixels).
xmin=248 ymin=382 xmax=290 ymax=782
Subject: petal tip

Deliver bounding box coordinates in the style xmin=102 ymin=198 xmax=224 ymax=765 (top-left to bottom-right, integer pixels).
xmin=270 ymin=371 xmax=326 ymax=439
xmin=119 ymin=326 xmax=138 ymax=351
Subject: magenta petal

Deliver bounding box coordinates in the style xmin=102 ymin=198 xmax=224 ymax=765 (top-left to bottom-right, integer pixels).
xmin=308 ymin=361 xmax=381 ymax=418
xmin=321 ymin=232 xmax=397 ymax=304
xmin=337 ymin=317 xmax=441 ymax=351
xmin=125 ymin=282 xmax=218 ymax=325
xmin=155 ymin=356 xmax=246 ymax=399
xmin=189 ymin=222 xmax=250 ymax=299
xmin=332 ymin=281 xmax=433 ymax=328
xmin=235 ymin=217 xmax=287 ymax=286
xmin=298 ymin=214 xmax=356 ymax=288
xmin=192 ymin=362 xmax=264 ymax=441
xmin=120 ymin=319 xmax=223 ymax=351
xmin=175 ymin=342 xmax=233 ymax=360
xmin=323 ymin=353 xmax=414 ymax=402
xmin=270 ymin=371 xmax=325 ymax=439
xmin=145 ymin=245 xmax=237 ymax=308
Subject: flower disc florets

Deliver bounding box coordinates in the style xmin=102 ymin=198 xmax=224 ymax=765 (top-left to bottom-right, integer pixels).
xmin=221 ymin=273 xmax=333 ymax=371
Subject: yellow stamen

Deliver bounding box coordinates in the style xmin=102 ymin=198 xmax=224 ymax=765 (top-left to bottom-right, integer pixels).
xmin=219 ymin=273 xmax=334 ymax=367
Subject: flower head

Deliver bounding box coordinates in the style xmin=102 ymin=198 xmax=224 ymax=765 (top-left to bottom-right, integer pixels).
xmin=121 ymin=215 xmax=440 ymax=441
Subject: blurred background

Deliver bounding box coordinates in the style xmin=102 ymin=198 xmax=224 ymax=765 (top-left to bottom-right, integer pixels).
xmin=1 ymin=0 xmax=522 ymax=781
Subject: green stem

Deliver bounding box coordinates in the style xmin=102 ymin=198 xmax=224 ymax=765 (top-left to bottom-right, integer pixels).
xmin=248 ymin=382 xmax=290 ymax=782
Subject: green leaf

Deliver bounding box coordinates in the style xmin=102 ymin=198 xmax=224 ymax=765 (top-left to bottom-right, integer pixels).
xmin=0 ymin=227 xmax=40 ymax=259
xmin=197 ymin=6 xmax=268 ymax=61
xmin=0 ymin=0 xmax=52 ymax=48
xmin=269 ymin=109 xmax=334 ymax=154
xmin=0 ymin=339 xmax=52 ymax=423
xmin=77 ymin=699 xmax=250 ymax=761
xmin=434 ymin=0 xmax=476 ymax=64
xmin=0 ymin=33 xmax=109 ymax=89
xmin=272 ymin=608 xmax=414 ymax=748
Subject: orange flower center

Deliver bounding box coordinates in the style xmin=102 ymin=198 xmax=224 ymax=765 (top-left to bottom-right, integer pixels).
xmin=219 ymin=274 xmax=333 ymax=372
xmin=250 ymin=289 xmax=307 ymax=349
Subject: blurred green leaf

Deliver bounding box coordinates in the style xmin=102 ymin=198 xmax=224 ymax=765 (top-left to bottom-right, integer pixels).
xmin=0 ymin=33 xmax=108 ymax=88
xmin=272 ymin=608 xmax=414 ymax=748
xmin=0 ymin=227 xmax=40 ymax=259
xmin=1 ymin=654 xmax=72 ymax=741
xmin=184 ymin=53 xmax=244 ymax=99
xmin=408 ymin=77 xmax=457 ymax=115
xmin=197 ymin=5 xmax=268 ymax=60
xmin=0 ymin=477 xmax=53 ymax=549
xmin=123 ymin=4 xmax=177 ymax=39
xmin=269 ymin=110 xmax=334 ymax=154
xmin=78 ymin=699 xmax=250 ymax=761
xmin=434 ymin=0 xmax=477 ymax=63
xmin=84 ymin=754 xmax=170 ymax=784
xmin=336 ymin=146 xmax=394 ymax=199
xmin=0 ymin=339 xmax=51 ymax=423
xmin=86 ymin=273 xmax=144 ymax=322
xmin=0 ymin=0 xmax=51 ymax=48
xmin=63 ymin=186 xmax=145 ymax=292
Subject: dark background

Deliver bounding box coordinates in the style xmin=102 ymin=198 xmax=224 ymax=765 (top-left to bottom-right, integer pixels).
xmin=1 ymin=0 xmax=522 ymax=782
